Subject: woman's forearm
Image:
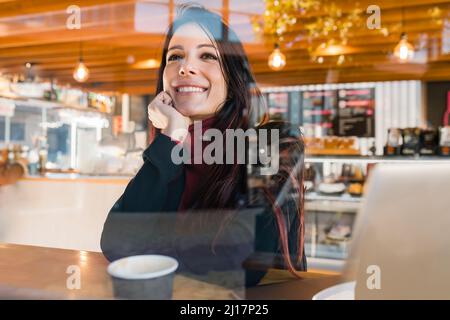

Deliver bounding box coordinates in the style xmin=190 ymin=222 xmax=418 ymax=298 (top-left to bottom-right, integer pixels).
xmin=100 ymin=133 xmax=184 ymax=261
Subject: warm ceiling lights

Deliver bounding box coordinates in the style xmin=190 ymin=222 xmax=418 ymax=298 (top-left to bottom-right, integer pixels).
xmin=268 ymin=44 xmax=286 ymax=71
xmin=337 ymin=54 xmax=345 ymax=65
xmin=73 ymin=42 xmax=89 ymax=82
xmin=73 ymin=60 xmax=89 ymax=82
xmin=314 ymin=41 xmax=352 ymax=57
xmin=394 ymin=5 xmax=415 ymax=63
xmin=133 ymin=59 xmax=160 ymax=69
xmin=394 ymin=32 xmax=415 ymax=62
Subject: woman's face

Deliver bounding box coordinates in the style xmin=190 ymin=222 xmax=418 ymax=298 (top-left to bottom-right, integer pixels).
xmin=163 ymin=23 xmax=227 ymax=121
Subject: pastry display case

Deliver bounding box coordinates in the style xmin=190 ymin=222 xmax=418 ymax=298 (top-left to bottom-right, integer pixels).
xmin=303 ymin=156 xmax=450 ymax=272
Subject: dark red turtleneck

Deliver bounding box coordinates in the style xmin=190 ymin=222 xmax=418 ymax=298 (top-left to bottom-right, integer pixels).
xmin=177 ymin=116 xmax=217 ymax=211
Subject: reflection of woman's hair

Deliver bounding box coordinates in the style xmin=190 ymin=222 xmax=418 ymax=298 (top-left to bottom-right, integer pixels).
xmin=156 ymin=5 xmax=304 ymax=277
xmin=257 ymin=121 xmax=306 ymax=277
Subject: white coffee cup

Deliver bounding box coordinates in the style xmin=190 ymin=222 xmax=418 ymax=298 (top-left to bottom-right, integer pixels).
xmin=107 ymin=255 xmax=178 ymax=300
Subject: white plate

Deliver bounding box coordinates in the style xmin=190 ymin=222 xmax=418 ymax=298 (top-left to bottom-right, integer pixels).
xmin=317 ymin=183 xmax=346 ymax=194
xmin=312 ymin=281 xmax=356 ymax=300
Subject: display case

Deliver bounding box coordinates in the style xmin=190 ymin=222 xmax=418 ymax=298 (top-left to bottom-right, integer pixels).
xmin=303 ymin=156 xmax=450 ymax=272
xmin=0 ymin=98 xmax=112 ymax=172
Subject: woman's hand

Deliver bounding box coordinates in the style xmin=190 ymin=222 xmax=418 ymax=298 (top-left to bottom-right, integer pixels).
xmin=148 ymin=91 xmax=190 ymax=142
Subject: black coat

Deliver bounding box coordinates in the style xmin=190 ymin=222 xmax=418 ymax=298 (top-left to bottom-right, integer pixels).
xmin=100 ymin=133 xmax=306 ymax=287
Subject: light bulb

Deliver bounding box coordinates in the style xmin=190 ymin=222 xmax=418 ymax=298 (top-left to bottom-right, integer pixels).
xmin=268 ymin=46 xmax=286 ymax=71
xmin=394 ymin=33 xmax=415 ymax=62
xmin=73 ymin=60 xmax=89 ymax=82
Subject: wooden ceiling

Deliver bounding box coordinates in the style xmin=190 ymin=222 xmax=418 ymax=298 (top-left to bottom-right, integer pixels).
xmin=0 ymin=0 xmax=450 ymax=94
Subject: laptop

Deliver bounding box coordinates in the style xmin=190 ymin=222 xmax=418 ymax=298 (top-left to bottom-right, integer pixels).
xmin=343 ymin=163 xmax=450 ymax=299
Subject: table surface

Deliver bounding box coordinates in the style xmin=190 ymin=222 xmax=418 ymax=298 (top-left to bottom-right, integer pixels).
xmin=0 ymin=243 xmax=343 ymax=300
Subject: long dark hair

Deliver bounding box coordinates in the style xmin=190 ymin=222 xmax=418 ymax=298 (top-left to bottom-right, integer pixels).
xmin=155 ymin=4 xmax=305 ymax=277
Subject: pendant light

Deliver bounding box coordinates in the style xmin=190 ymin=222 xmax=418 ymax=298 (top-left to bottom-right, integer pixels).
xmin=268 ymin=43 xmax=286 ymax=71
xmin=394 ymin=6 xmax=414 ymax=62
xmin=73 ymin=42 xmax=89 ymax=82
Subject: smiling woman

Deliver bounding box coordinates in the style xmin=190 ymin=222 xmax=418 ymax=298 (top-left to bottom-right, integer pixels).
xmin=100 ymin=4 xmax=307 ymax=288
xmin=163 ymin=26 xmax=227 ymax=120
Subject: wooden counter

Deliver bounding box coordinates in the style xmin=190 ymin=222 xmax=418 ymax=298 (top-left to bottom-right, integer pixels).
xmin=0 ymin=243 xmax=343 ymax=300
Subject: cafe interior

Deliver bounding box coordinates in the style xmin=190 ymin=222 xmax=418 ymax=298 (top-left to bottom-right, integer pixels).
xmin=0 ymin=0 xmax=450 ymax=300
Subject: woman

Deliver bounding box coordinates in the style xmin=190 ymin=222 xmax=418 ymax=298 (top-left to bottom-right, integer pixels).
xmin=101 ymin=4 xmax=306 ymax=287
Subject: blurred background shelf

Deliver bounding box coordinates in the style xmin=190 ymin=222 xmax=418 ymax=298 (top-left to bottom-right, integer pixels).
xmin=306 ymin=156 xmax=450 ymax=164
xmin=305 ymin=192 xmax=362 ymax=203
xmin=306 ymin=257 xmax=346 ymax=273
xmin=305 ymin=243 xmax=349 ymax=272
xmin=305 ymin=197 xmax=362 ymax=213
xmin=305 ymin=148 xmax=361 ymax=156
